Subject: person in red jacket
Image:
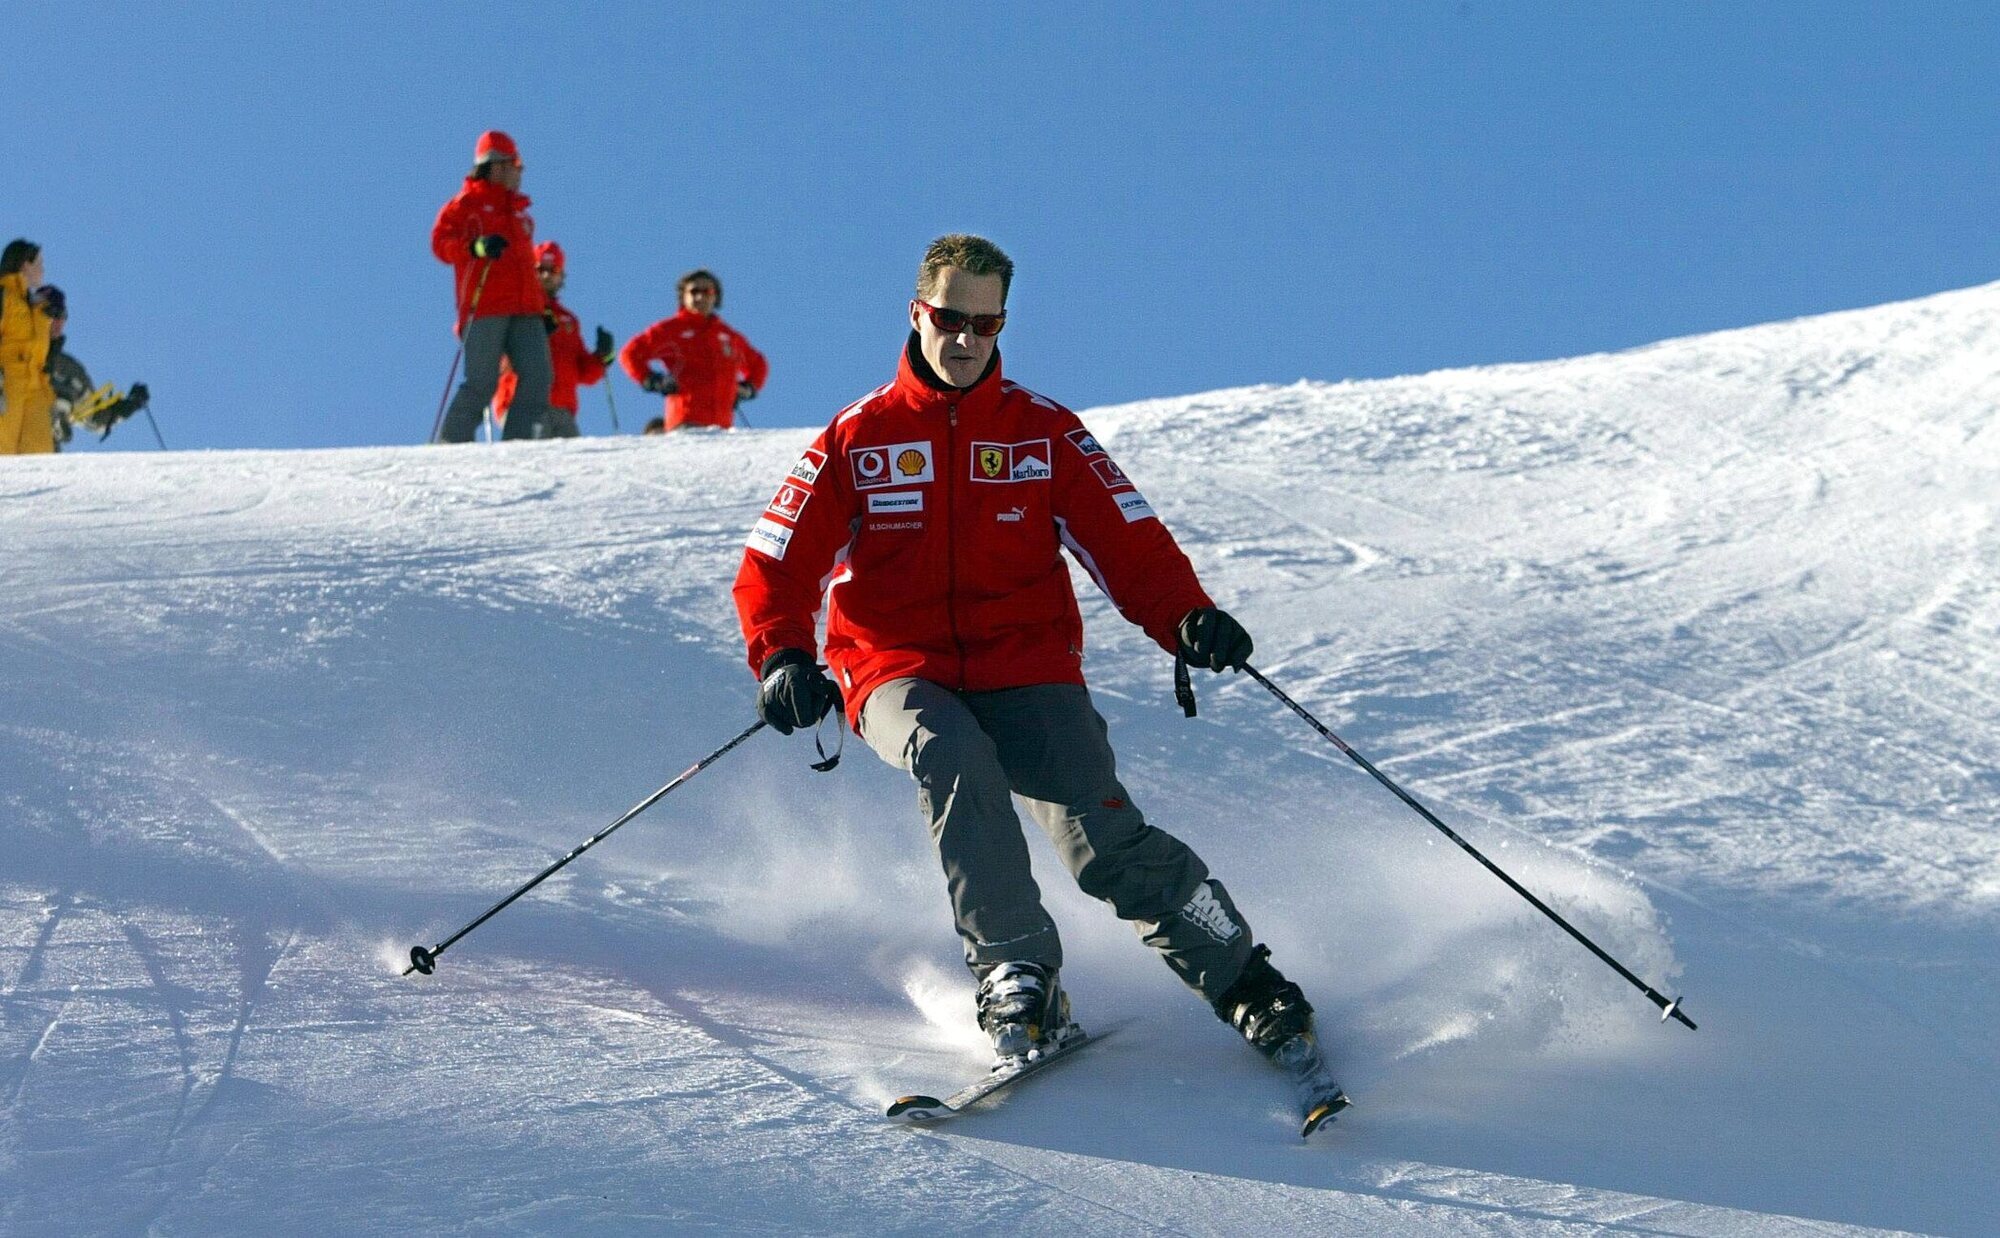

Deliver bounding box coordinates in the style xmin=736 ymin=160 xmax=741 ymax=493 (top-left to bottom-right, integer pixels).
xmin=732 ymin=235 xmax=1341 ymax=1118
xmin=495 ymin=241 xmax=613 ymax=438
xmin=429 ymin=130 xmax=553 ymax=442
xmin=618 ymin=270 xmax=767 ymax=431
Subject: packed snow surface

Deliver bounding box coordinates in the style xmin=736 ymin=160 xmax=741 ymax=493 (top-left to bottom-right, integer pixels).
xmin=4 ymin=282 xmax=1998 ymax=1234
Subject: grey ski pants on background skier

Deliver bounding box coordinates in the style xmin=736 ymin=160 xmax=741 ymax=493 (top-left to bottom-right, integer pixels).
xmin=860 ymin=677 xmax=1255 ymax=1003
xmin=440 ymin=314 xmax=553 ymax=442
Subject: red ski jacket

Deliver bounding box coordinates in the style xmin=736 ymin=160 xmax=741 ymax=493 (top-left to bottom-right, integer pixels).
xmin=618 ymin=309 xmax=768 ymax=430
xmin=430 ymin=178 xmax=544 ymax=326
xmin=733 ymin=338 xmax=1213 ymax=726
xmin=495 ymin=298 xmax=605 ymax=416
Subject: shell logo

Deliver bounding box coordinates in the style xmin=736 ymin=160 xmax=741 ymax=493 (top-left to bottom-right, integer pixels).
xmin=896 ymin=449 xmax=927 ymax=477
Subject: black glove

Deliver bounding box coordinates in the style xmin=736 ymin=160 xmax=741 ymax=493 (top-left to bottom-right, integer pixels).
xmin=594 ymin=326 xmax=615 ymax=363
xmin=1177 ymin=607 xmax=1253 ymax=672
xmin=471 ymin=234 xmax=509 ymax=260
xmin=757 ymin=649 xmax=840 ymax=735
xmin=542 ymin=310 xmax=560 ymax=336
xmin=736 ymin=380 xmax=757 ymax=403
xmin=641 ymin=369 xmax=677 ymax=395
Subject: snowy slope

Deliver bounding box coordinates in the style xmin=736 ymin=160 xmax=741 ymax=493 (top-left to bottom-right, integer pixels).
xmin=4 ymin=282 xmax=1998 ymax=1235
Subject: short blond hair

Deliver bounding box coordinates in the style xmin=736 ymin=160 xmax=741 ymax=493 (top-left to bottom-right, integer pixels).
xmin=916 ymin=234 xmax=1013 ymax=304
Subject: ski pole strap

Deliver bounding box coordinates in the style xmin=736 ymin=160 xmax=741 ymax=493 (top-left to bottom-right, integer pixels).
xmin=1174 ymin=654 xmax=1197 ymax=718
xmin=810 ymin=708 xmax=844 ymax=772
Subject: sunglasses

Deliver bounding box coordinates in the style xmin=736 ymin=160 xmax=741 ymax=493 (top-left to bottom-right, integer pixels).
xmin=684 ymin=285 xmax=717 ymax=297
xmin=914 ymin=299 xmax=1006 ymax=337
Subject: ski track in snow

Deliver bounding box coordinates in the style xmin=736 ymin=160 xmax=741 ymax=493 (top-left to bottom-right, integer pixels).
xmin=5 ymin=284 xmax=2000 ymax=1233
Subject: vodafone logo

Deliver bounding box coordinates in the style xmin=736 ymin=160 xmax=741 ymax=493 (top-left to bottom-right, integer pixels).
xmin=766 ymin=483 xmax=809 ymax=521
xmin=849 ymin=440 xmax=933 ymax=490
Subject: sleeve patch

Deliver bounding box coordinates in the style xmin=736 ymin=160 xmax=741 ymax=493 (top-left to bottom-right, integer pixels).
xmin=788 ymin=448 xmax=826 ymax=485
xmin=766 ymin=483 xmax=811 ymax=522
xmin=1115 ymin=491 xmax=1156 ymax=523
xmin=1065 ymin=427 xmax=1106 ymax=457
xmin=747 ymin=516 xmax=795 ymax=559
xmin=1091 ymin=457 xmax=1136 ymax=491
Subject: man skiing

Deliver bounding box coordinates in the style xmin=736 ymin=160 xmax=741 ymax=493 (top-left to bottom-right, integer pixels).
xmin=494 ymin=242 xmax=613 ymax=438
xmin=618 ymin=269 xmax=766 ymax=432
xmin=732 ymin=234 xmax=1341 ymax=1123
xmin=429 ymin=130 xmax=554 ymax=442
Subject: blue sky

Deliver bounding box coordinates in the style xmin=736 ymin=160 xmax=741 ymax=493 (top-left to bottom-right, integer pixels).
xmin=8 ymin=4 xmax=1998 ymax=451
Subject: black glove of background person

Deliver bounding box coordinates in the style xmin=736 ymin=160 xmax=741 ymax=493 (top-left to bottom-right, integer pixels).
xmin=470 ymin=234 xmax=509 ymax=260
xmin=1177 ymin=607 xmax=1254 ymax=672
xmin=758 ymin=649 xmax=840 ymax=735
xmin=594 ymin=327 xmax=615 ymax=364
xmin=641 ymin=370 xmax=677 ymax=395
xmin=735 ymin=380 xmax=757 ymax=403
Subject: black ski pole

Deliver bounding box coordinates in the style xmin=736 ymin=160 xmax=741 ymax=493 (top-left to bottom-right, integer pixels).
xmin=402 ymin=718 xmax=767 ymax=977
xmin=427 ymin=259 xmax=494 ymax=444
xmin=142 ymin=406 xmax=167 ymax=451
xmin=1241 ymin=664 xmax=1696 ymax=1030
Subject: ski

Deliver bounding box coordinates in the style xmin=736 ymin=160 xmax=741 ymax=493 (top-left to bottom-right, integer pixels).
xmin=1273 ymin=1030 xmax=1351 ymax=1138
xmin=885 ymin=1024 xmax=1099 ymax=1123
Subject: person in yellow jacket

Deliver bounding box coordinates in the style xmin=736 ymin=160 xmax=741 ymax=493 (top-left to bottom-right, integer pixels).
xmin=1 ymin=239 xmax=58 ymax=455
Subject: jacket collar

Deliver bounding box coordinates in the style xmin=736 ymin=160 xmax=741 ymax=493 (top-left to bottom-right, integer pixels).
xmin=461 ymin=176 xmax=531 ymax=210
xmin=894 ymin=331 xmax=1004 ymax=418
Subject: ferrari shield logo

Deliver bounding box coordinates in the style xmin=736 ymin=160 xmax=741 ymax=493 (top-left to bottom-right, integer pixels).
xmin=979 ymin=447 xmax=1006 ymax=478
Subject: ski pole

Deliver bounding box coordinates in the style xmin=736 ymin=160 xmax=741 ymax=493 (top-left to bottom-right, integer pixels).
xmin=427 ymin=259 xmax=494 ymax=444
xmin=402 ymin=718 xmax=767 ymax=977
xmin=1241 ymin=664 xmax=1696 ymax=1030
xmin=602 ymin=373 xmax=622 ymax=434
xmin=143 ymin=406 xmax=167 ymax=451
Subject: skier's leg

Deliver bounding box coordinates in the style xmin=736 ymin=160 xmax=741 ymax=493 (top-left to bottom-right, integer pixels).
xmin=860 ymin=677 xmax=1062 ymax=975
xmin=500 ymin=317 xmax=554 ymax=441
xmin=440 ymin=318 xmax=507 ymax=443
xmin=973 ymin=683 xmax=1254 ymax=1003
xmin=544 ymin=409 xmax=580 ymax=438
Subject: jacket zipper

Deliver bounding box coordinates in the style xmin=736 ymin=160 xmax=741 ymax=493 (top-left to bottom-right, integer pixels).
xmin=946 ymin=403 xmax=967 ymax=689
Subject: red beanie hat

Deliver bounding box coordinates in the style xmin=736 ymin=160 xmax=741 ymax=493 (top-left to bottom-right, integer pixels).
xmin=534 ymin=241 xmax=565 ymax=273
xmin=474 ymin=130 xmax=520 ymax=166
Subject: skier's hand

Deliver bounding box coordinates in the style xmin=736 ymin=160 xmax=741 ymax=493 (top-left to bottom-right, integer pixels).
xmin=757 ymin=649 xmax=841 ymax=735
xmin=471 ymin=234 xmax=509 ymax=260
xmin=594 ymin=327 xmax=615 ymax=364
xmin=736 ymin=380 xmax=757 ymax=403
xmin=641 ymin=370 xmax=677 ymax=396
xmin=542 ymin=310 xmax=560 ymax=336
xmin=1177 ymin=607 xmax=1254 ymax=673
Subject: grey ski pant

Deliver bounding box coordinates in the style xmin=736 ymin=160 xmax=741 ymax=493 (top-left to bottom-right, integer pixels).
xmin=860 ymin=677 xmax=1255 ymax=1003
xmin=440 ymin=314 xmax=553 ymax=443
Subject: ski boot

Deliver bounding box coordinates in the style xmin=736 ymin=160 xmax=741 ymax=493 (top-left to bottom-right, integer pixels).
xmin=976 ymin=961 xmax=1075 ymax=1064
xmin=1212 ymin=945 xmax=1350 ymax=1137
